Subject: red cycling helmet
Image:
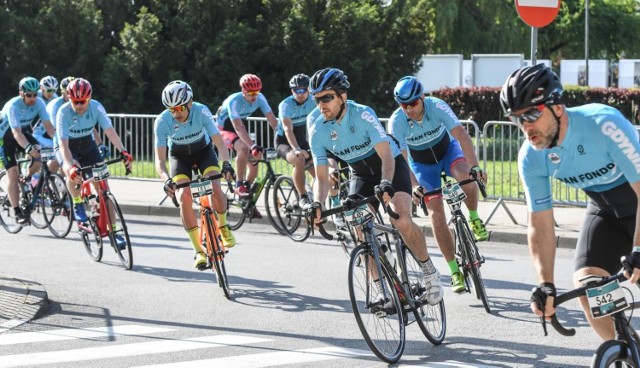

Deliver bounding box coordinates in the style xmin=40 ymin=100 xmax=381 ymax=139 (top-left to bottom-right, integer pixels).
xmin=67 ymin=78 xmax=92 ymax=101
xmin=239 ymin=74 xmax=262 ymax=91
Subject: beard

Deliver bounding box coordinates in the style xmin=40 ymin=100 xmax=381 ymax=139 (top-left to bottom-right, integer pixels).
xmin=529 ymin=122 xmax=558 ymax=151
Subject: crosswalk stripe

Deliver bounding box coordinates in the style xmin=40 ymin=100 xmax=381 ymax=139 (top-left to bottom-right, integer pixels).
xmin=0 ymin=335 xmax=270 ymax=368
xmin=0 ymin=325 xmax=173 ymax=346
xmin=132 ymin=346 xmax=373 ymax=367
xmin=399 ymin=361 xmax=500 ymax=367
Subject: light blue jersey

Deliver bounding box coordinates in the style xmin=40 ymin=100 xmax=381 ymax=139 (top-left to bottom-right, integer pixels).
xmin=37 ymin=90 xmax=58 ymax=105
xmin=154 ymin=102 xmax=219 ymax=149
xmin=216 ymin=92 xmax=273 ymax=128
xmin=56 ymin=100 xmax=112 ymax=140
xmin=306 ymin=106 xmax=321 ymax=130
xmin=309 ymin=101 xmax=400 ymax=166
xmin=519 ymin=103 xmax=640 ymax=212
xmin=276 ymin=95 xmax=316 ymax=136
xmin=0 ymin=96 xmax=50 ymax=137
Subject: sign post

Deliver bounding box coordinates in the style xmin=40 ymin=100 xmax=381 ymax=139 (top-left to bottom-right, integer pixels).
xmin=515 ymin=0 xmax=561 ymax=65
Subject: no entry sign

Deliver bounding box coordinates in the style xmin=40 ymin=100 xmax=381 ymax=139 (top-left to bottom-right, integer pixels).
xmin=516 ymin=0 xmax=561 ymax=28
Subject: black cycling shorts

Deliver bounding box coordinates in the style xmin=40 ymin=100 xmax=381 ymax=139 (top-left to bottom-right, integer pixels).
xmin=1 ymin=130 xmax=40 ymax=170
xmin=169 ymin=143 xmax=219 ymax=180
xmin=275 ymin=125 xmax=310 ymax=160
xmin=349 ymin=154 xmax=412 ymax=198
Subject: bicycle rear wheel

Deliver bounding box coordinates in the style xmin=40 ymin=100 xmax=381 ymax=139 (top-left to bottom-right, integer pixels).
xmin=105 ymin=193 xmax=133 ymax=270
xmin=224 ymin=184 xmax=246 ymax=230
xmin=204 ymin=212 xmax=230 ymax=299
xmin=402 ymin=244 xmax=446 ymax=345
xmin=591 ymin=340 xmax=635 ymax=367
xmin=42 ymin=173 xmax=73 ymax=238
xmin=0 ymin=171 xmax=22 ymax=234
xmin=264 ymin=180 xmax=286 ymax=235
xmin=273 ymin=175 xmax=309 ymax=241
xmin=457 ymin=219 xmax=491 ymax=313
xmin=80 ymin=217 xmax=103 ymax=262
xmin=348 ymin=244 xmax=405 ymax=363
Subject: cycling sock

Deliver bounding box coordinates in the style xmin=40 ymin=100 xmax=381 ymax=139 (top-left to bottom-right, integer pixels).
xmin=186 ymin=226 xmax=201 ymax=253
xmin=469 ymin=210 xmax=479 ymax=221
xmin=447 ymin=259 xmax=460 ymax=274
xmin=217 ymin=211 xmax=228 ymax=227
xmin=73 ymin=196 xmax=83 ymax=205
xmin=420 ymin=257 xmax=437 ymax=275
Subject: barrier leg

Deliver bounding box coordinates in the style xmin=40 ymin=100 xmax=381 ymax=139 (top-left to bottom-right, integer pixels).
xmin=484 ymin=197 xmax=518 ymax=226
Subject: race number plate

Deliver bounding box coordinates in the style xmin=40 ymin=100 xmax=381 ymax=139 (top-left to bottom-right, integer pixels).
xmin=442 ymin=183 xmax=467 ymax=205
xmin=92 ymin=164 xmax=110 ymax=182
xmin=40 ymin=147 xmax=55 ymax=161
xmin=586 ymin=279 xmax=629 ymax=318
xmin=190 ymin=181 xmax=212 ymax=199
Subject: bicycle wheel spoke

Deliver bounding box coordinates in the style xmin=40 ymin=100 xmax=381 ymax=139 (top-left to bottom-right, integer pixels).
xmin=42 ymin=173 xmax=73 ymax=238
xmin=105 ymin=193 xmax=133 ymax=270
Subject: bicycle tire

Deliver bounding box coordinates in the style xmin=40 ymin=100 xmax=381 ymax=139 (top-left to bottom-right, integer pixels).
xmin=263 ymin=180 xmax=287 ymax=235
xmin=0 ymin=171 xmax=23 ymax=234
xmin=591 ymin=340 xmax=636 ymax=367
xmin=204 ymin=211 xmax=231 ymax=299
xmin=457 ymin=219 xmax=491 ymax=313
xmin=42 ymin=173 xmax=73 ymax=238
xmin=402 ymin=244 xmax=446 ymax=345
xmin=225 ymin=184 xmax=246 ymax=230
xmin=80 ymin=216 xmax=103 ymax=262
xmin=273 ymin=175 xmax=309 ymax=241
xmin=348 ymin=244 xmax=405 ymax=363
xmin=105 ymin=193 xmax=133 ymax=270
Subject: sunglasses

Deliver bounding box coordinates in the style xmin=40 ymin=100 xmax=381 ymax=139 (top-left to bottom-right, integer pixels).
xmin=72 ymin=99 xmax=90 ymax=106
xmin=168 ymin=104 xmax=188 ymax=113
xmin=23 ymin=93 xmax=37 ymax=98
xmin=508 ymin=104 xmax=545 ymax=125
xmin=245 ymin=90 xmax=260 ymax=96
xmin=399 ymin=98 xmax=421 ymax=109
xmin=45 ymin=89 xmax=57 ymax=93
xmin=293 ymin=88 xmax=308 ymax=95
xmin=315 ymin=93 xmax=337 ymax=104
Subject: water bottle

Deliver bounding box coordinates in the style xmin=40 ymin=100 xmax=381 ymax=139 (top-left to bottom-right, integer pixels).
xmin=87 ymin=194 xmax=98 ymax=217
xmin=30 ymin=172 xmax=40 ymax=189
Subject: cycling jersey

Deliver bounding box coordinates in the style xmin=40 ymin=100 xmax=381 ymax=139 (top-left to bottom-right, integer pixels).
xmin=276 ymin=95 xmax=316 ymax=136
xmin=56 ymin=100 xmax=112 ymax=140
xmin=388 ymin=97 xmax=461 ymax=164
xmin=520 ymin=103 xmax=640 ymax=213
xmin=154 ymin=102 xmax=218 ymax=152
xmin=216 ymin=92 xmax=273 ymax=130
xmin=46 ymin=96 xmax=66 ymax=124
xmin=306 ymin=106 xmax=321 ymax=130
xmin=37 ymin=90 xmax=58 ymax=104
xmin=309 ymin=101 xmax=401 ymax=168
xmin=0 ymin=96 xmax=49 ymax=138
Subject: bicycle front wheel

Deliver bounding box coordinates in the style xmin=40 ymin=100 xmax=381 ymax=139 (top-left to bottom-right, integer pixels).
xmin=0 ymin=171 xmax=22 ymax=234
xmin=458 ymin=219 xmax=491 ymax=314
xmin=105 ymin=193 xmax=133 ymax=270
xmin=224 ymin=184 xmax=246 ymax=230
xmin=42 ymin=173 xmax=73 ymax=238
xmin=402 ymin=245 xmax=446 ymax=345
xmin=591 ymin=340 xmax=635 ymax=367
xmin=264 ymin=180 xmax=286 ymax=235
xmin=204 ymin=212 xmax=230 ymax=299
xmin=348 ymin=245 xmax=405 ymax=363
xmin=272 ymin=175 xmax=309 ymax=241
xmin=80 ymin=217 xmax=103 ymax=262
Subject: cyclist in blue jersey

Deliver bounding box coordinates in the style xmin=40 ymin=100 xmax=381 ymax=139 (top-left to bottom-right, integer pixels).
xmin=155 ymin=80 xmax=237 ymax=270
xmin=58 ymin=78 xmax=133 ymax=248
xmin=500 ymin=64 xmax=640 ymax=341
xmin=389 ymin=76 xmax=488 ymax=293
xmin=307 ymin=68 xmax=444 ymax=306
xmin=0 ymin=76 xmax=56 ymax=224
xmin=276 ymin=73 xmax=316 ymax=207
xmin=216 ymin=74 xmax=278 ymax=214
xmin=32 ymin=76 xmax=59 ymax=150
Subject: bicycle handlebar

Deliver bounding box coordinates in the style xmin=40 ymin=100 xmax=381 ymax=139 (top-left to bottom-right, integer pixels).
xmin=418 ymin=170 xmax=487 ymax=216
xmin=77 ymin=157 xmax=132 ymax=176
xmin=169 ymin=173 xmax=227 ymax=208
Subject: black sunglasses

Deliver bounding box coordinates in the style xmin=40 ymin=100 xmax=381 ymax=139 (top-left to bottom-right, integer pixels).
xmin=508 ymin=104 xmax=545 ymax=125
xmin=315 ymin=93 xmax=336 ymax=104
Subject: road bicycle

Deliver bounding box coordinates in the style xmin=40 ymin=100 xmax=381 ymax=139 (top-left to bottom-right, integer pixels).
xmin=315 ymin=195 xmax=446 ymax=363
xmin=0 ymin=151 xmax=72 ymax=238
xmin=171 ymin=172 xmax=231 ymax=299
xmin=419 ymin=171 xmax=491 ymax=313
xmin=540 ymin=257 xmax=640 ymax=367
xmin=225 ymin=148 xmax=285 ymax=234
xmin=76 ymin=157 xmax=133 ymax=270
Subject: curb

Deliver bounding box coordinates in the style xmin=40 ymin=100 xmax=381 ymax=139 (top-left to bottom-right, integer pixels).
xmin=0 ymin=276 xmax=48 ymax=331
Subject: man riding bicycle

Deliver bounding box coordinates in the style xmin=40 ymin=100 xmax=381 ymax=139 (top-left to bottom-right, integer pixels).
xmin=306 ymin=67 xmax=444 ymax=306
xmin=500 ymin=64 xmax=640 ymax=341
xmin=388 ymin=76 xmax=488 ymax=293
xmin=155 ymin=80 xmax=236 ymax=270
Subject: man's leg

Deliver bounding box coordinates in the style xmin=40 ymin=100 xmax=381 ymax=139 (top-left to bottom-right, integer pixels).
xmin=450 ymin=160 xmax=487 ymax=241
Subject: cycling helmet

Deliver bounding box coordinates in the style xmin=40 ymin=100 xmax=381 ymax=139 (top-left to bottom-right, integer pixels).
xmin=40 ymin=76 xmax=59 ymax=90
xmin=289 ymin=73 xmax=310 ymax=89
xmin=500 ymin=64 xmax=563 ymax=114
xmin=60 ymin=76 xmax=75 ymax=91
xmin=19 ymin=77 xmax=40 ymax=92
xmin=393 ymin=76 xmax=424 ymax=103
xmin=309 ymin=68 xmax=350 ymax=95
xmin=239 ymin=74 xmax=262 ymax=91
xmin=67 ymin=78 xmax=92 ymax=101
xmin=161 ymin=80 xmax=193 ymax=108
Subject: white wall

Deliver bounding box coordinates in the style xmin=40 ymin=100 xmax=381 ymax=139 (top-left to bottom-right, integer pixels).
xmin=416 ymin=55 xmax=463 ymax=92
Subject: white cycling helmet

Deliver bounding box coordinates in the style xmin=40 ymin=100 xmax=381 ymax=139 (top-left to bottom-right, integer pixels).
xmin=40 ymin=76 xmax=59 ymax=90
xmin=161 ymin=80 xmax=193 ymax=108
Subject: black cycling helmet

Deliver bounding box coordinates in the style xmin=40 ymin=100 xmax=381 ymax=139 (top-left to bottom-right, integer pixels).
xmin=309 ymin=68 xmax=350 ymax=95
xmin=500 ymin=64 xmax=563 ymax=115
xmin=289 ymin=73 xmax=310 ymax=89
